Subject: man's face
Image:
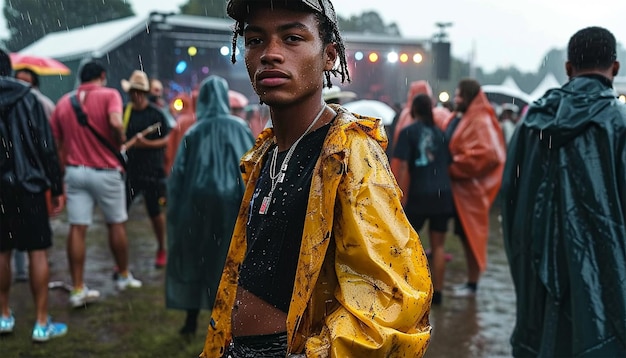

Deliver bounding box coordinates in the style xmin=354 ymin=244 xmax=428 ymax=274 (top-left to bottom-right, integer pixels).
xmin=242 ymin=7 xmax=335 ymax=106
xmin=16 ymin=71 xmax=34 ymax=86
xmin=129 ymin=89 xmax=147 ymax=104
xmin=454 ymin=88 xmax=468 ymax=113
xmin=150 ymin=80 xmax=163 ymax=98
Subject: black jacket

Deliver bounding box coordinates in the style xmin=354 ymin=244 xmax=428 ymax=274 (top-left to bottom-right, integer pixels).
xmin=0 ymin=77 xmax=63 ymax=196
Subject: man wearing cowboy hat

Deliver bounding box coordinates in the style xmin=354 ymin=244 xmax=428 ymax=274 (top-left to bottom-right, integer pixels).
xmin=121 ymin=70 xmax=170 ymax=269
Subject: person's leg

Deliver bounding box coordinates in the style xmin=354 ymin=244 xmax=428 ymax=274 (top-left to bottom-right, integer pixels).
xmin=107 ymin=222 xmax=129 ymax=274
xmin=144 ymin=179 xmax=166 ymax=267
xmin=461 ymin=238 xmax=480 ymax=285
xmin=28 ymin=250 xmax=49 ymax=325
xmin=96 ymin=170 xmax=131 ymax=276
xmin=0 ymin=250 xmax=12 ymax=318
xmin=180 ymin=309 xmax=199 ymax=335
xmin=429 ymin=231 xmax=446 ymax=302
xmin=150 ymin=213 xmax=166 ymax=253
xmin=450 ymin=214 xmax=478 ymax=297
xmin=67 ymin=225 xmax=88 ymax=289
xmin=65 ymin=166 xmax=95 ymax=290
xmin=13 ymin=250 xmax=27 ymax=282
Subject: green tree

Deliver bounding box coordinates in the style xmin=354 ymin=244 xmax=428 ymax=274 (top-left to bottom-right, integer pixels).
xmin=178 ymin=0 xmax=227 ymax=18
xmin=3 ymin=0 xmax=133 ymax=51
xmin=337 ymin=11 xmax=401 ymax=36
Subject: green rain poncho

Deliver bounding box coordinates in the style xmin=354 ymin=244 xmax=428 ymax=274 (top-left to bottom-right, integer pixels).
xmin=501 ymin=75 xmax=626 ymax=357
xmin=165 ymin=75 xmax=254 ymax=311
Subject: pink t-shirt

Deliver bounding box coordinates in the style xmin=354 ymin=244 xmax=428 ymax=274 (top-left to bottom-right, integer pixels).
xmin=51 ymin=83 xmax=123 ymax=170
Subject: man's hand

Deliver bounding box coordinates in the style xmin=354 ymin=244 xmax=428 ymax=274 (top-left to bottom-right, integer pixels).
xmin=50 ymin=195 xmax=64 ymax=216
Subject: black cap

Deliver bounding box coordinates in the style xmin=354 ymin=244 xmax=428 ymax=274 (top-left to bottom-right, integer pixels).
xmin=227 ymin=0 xmax=338 ymax=27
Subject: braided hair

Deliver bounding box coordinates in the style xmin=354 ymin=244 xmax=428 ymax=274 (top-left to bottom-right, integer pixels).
xmin=230 ymin=3 xmax=350 ymax=88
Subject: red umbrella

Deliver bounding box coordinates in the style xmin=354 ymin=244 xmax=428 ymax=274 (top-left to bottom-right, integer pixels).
xmin=9 ymin=53 xmax=71 ymax=76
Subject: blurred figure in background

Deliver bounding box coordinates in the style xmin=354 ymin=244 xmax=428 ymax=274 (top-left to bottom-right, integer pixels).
xmin=442 ymin=78 xmax=505 ymax=298
xmin=391 ymin=93 xmax=454 ymax=306
xmin=166 ymin=75 xmax=254 ymax=337
xmin=498 ymin=102 xmax=519 ymax=146
xmin=0 ymin=48 xmax=67 ymax=342
xmin=502 ymin=26 xmax=626 ymax=357
xmin=148 ymin=78 xmax=176 ymax=128
xmin=52 ymin=61 xmax=140 ymax=306
xmin=228 ymin=89 xmax=249 ymax=122
xmin=13 ymin=67 xmax=58 ymax=283
xmin=14 ymin=68 xmax=55 ymax=119
xmin=122 ymin=70 xmax=170 ymax=269
xmin=164 ymin=92 xmax=196 ymax=174
xmin=391 ymin=80 xmax=451 ymax=151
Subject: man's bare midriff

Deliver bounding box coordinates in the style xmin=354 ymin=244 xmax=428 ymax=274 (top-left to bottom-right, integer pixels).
xmin=231 ymin=286 xmax=287 ymax=336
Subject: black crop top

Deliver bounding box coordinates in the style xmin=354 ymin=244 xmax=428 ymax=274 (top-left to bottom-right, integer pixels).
xmin=238 ymin=120 xmax=332 ymax=313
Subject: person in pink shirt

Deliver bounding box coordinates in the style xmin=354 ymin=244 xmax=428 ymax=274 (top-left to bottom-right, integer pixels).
xmin=50 ymin=61 xmax=142 ymax=309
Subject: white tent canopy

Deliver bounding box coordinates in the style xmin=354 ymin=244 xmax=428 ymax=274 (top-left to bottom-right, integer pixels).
xmin=500 ymin=76 xmax=523 ymax=93
xmin=530 ymin=73 xmax=561 ymax=100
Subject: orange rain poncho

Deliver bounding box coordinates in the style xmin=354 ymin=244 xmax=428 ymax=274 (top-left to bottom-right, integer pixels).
xmin=202 ymin=105 xmax=432 ymax=357
xmin=442 ymin=91 xmax=506 ymax=272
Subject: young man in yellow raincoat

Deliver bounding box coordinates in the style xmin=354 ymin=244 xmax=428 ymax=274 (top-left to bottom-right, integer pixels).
xmin=201 ymin=1 xmax=433 ymax=357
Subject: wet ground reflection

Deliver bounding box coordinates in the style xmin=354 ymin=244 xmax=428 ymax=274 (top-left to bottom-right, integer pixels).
xmin=426 ymin=206 xmax=515 ymax=357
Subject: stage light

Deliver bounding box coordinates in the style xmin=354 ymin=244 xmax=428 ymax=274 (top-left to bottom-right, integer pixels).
xmin=620 ymin=95 xmax=626 ymax=103
xmin=175 ymin=61 xmax=187 ymax=74
xmin=354 ymin=51 xmax=364 ymax=61
xmin=173 ymin=98 xmax=184 ymax=111
xmin=439 ymin=91 xmax=450 ymax=103
xmin=368 ymin=52 xmax=379 ymax=63
xmin=387 ymin=51 xmax=399 ymax=63
xmin=220 ymin=46 xmax=230 ymax=56
xmin=413 ymin=53 xmax=423 ymax=64
xmin=399 ymin=53 xmax=409 ymax=63
xmin=187 ymin=46 xmax=198 ymax=56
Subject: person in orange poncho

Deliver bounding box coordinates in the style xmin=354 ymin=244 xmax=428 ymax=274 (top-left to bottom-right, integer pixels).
xmin=391 ymin=80 xmax=451 ymax=152
xmin=164 ymin=92 xmax=197 ymax=175
xmin=441 ymin=78 xmax=505 ymax=298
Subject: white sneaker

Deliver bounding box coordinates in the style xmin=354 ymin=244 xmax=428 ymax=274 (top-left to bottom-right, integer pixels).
xmin=69 ymin=286 xmax=100 ymax=308
xmin=116 ymin=272 xmax=142 ymax=290
xmin=449 ymin=285 xmax=477 ymax=298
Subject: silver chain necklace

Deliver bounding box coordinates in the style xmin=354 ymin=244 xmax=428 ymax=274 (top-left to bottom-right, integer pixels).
xmin=259 ymin=103 xmax=327 ymax=215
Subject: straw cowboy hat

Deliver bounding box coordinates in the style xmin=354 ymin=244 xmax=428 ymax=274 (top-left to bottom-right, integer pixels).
xmin=121 ymin=70 xmax=150 ymax=92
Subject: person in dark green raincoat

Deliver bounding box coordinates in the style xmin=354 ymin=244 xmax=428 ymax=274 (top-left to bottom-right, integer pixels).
xmin=165 ymin=75 xmax=254 ymax=336
xmin=501 ymin=26 xmax=626 ymax=357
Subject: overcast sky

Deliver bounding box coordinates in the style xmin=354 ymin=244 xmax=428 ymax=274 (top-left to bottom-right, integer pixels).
xmin=2 ymin=0 xmax=626 ymax=73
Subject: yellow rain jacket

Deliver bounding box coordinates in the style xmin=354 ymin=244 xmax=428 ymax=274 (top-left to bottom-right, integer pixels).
xmin=201 ymin=105 xmax=432 ymax=358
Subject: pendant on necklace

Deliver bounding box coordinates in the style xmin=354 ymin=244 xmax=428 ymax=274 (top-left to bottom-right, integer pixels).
xmin=277 ymin=172 xmax=285 ymax=183
xmin=259 ymin=195 xmax=272 ymax=215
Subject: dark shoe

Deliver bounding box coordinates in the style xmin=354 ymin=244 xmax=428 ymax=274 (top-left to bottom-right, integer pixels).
xmin=179 ymin=323 xmax=197 ymax=336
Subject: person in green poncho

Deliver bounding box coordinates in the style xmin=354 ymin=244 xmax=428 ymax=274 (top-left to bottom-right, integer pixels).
xmin=501 ymin=26 xmax=626 ymax=357
xmin=165 ymin=75 xmax=254 ymax=336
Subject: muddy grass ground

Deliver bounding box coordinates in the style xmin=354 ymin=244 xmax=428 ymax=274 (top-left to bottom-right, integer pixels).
xmin=1 ymin=205 xmax=211 ymax=358
xmin=0 ymin=204 xmax=514 ymax=357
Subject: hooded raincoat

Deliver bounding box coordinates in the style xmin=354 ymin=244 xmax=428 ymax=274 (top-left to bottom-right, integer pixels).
xmin=443 ymin=91 xmax=505 ymax=272
xmin=165 ymin=76 xmax=254 ymax=311
xmin=201 ymin=105 xmax=432 ymax=358
xmin=501 ymin=75 xmax=626 ymax=357
xmin=0 ymin=77 xmax=62 ymax=196
xmin=392 ymin=80 xmax=451 ymax=149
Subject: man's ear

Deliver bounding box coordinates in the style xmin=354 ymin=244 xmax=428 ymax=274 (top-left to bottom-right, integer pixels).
xmin=613 ymin=61 xmax=620 ymax=76
xmin=565 ymin=61 xmax=573 ymax=78
xmin=324 ymin=43 xmax=338 ymax=71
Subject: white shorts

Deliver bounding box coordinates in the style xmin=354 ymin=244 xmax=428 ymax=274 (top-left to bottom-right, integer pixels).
xmin=64 ymin=166 xmax=127 ymax=225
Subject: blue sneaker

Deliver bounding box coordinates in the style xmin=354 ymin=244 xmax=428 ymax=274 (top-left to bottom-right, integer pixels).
xmin=0 ymin=312 xmax=15 ymax=334
xmin=32 ymin=317 xmax=67 ymax=342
